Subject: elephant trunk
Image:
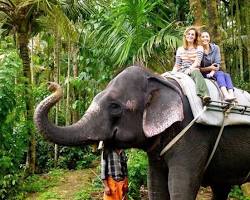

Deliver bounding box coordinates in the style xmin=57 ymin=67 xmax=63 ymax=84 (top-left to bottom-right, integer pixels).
xmin=34 ymin=82 xmax=103 ymax=146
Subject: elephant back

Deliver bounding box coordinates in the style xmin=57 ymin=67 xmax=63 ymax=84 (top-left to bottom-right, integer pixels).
xmin=162 ymin=72 xmax=250 ymax=126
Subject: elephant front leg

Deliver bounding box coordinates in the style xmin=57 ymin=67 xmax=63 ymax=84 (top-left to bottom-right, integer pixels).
xmin=147 ymin=155 xmax=170 ymax=200
xmin=167 ymin=165 xmax=202 ymax=200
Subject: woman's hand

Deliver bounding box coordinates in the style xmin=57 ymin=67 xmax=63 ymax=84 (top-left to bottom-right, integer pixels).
xmin=184 ymin=68 xmax=191 ymax=75
xmin=211 ymin=63 xmax=219 ymax=71
xmin=184 ymin=68 xmax=199 ymax=75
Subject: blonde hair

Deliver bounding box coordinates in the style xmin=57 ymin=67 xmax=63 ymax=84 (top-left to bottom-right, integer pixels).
xmin=182 ymin=26 xmax=200 ymax=49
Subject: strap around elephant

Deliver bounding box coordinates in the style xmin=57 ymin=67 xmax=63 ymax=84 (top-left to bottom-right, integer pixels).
xmin=203 ymin=102 xmax=236 ymax=172
xmin=203 ymin=114 xmax=226 ymax=172
xmin=160 ymin=106 xmax=208 ymax=156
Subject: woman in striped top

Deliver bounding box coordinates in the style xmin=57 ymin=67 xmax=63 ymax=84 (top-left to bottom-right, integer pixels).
xmin=172 ymin=26 xmax=211 ymax=104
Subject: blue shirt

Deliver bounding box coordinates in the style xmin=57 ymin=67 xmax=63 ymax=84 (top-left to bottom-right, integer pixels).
xmin=200 ymin=43 xmax=221 ymax=68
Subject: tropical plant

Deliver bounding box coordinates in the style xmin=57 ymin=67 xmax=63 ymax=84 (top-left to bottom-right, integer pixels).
xmin=90 ymin=0 xmax=181 ymax=70
xmin=0 ymin=42 xmax=28 ymax=200
xmin=127 ymin=149 xmax=148 ymax=199
xmin=0 ymin=0 xmax=52 ymax=174
xmin=0 ymin=0 xmax=249 ymax=199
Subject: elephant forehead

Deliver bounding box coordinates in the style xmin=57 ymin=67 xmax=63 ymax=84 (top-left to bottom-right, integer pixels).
xmin=86 ymin=102 xmax=100 ymax=114
xmin=125 ymin=100 xmax=137 ymax=111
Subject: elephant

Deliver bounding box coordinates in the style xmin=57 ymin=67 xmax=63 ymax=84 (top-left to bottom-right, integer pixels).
xmin=34 ymin=66 xmax=250 ymax=200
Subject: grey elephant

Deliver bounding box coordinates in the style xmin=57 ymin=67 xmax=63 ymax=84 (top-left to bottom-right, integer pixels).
xmin=34 ymin=66 xmax=250 ymax=200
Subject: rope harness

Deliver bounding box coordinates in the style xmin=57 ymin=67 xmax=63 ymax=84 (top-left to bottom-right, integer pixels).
xmin=244 ymin=171 xmax=250 ymax=183
xmin=160 ymin=106 xmax=207 ymax=156
xmin=160 ymin=73 xmax=250 ymax=181
xmin=203 ymin=102 xmax=236 ymax=172
xmin=160 ymin=101 xmax=238 ymax=172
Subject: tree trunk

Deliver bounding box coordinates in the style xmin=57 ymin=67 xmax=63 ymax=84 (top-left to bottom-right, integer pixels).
xmin=66 ymin=40 xmax=71 ymax=126
xmin=207 ymin=0 xmax=226 ymax=70
xmin=53 ymin=29 xmax=61 ymax=167
xmin=18 ymin=32 xmax=36 ymax=174
xmin=230 ymin=1 xmax=237 ymax=75
xmin=235 ymin=0 xmax=243 ymax=80
xmin=247 ymin=3 xmax=250 ymax=83
xmin=72 ymin=45 xmax=79 ymax=122
xmin=30 ymin=38 xmax=34 ymax=85
xmin=241 ymin=0 xmax=250 ymax=82
xmin=207 ymin=0 xmax=220 ymax=42
xmin=189 ymin=0 xmax=203 ymax=26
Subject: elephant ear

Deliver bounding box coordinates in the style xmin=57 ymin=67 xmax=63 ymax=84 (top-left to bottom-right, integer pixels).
xmin=143 ymin=76 xmax=184 ymax=137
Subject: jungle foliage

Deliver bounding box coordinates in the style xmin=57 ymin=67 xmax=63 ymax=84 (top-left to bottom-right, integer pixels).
xmin=0 ymin=0 xmax=249 ymax=199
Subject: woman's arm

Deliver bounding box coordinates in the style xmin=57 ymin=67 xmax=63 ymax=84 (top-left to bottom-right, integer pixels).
xmin=172 ymin=47 xmax=182 ymax=72
xmin=200 ymin=65 xmax=219 ymax=73
xmin=200 ymin=45 xmax=221 ymax=73
xmin=213 ymin=45 xmax=221 ymax=68
xmin=191 ymin=45 xmax=204 ymax=69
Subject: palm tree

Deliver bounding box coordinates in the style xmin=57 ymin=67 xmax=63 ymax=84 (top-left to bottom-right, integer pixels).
xmin=92 ymin=0 xmax=181 ymax=71
xmin=0 ymin=0 xmax=78 ymax=173
xmin=0 ymin=0 xmax=42 ymax=174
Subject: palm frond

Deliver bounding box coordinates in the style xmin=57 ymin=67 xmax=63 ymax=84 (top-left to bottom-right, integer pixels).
xmin=135 ymin=22 xmax=181 ymax=64
xmin=0 ymin=0 xmax=13 ymax=8
xmin=89 ymin=0 xmax=183 ymax=67
xmin=60 ymin=0 xmax=96 ymax=22
xmin=37 ymin=5 xmax=78 ymax=42
xmin=18 ymin=0 xmax=53 ymax=10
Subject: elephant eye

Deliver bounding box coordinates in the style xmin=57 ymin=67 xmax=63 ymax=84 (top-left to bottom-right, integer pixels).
xmin=109 ymin=102 xmax=122 ymax=116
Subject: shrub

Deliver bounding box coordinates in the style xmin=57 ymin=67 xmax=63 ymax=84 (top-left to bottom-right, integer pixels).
xmin=127 ymin=149 xmax=148 ymax=199
xmin=57 ymin=146 xmax=98 ymax=170
xmin=74 ymin=189 xmax=92 ymax=200
xmin=74 ymin=177 xmax=102 ymax=200
xmin=22 ymin=169 xmax=64 ymax=193
xmin=0 ymin=173 xmax=25 ymax=200
xmin=0 ymin=48 xmax=28 ymax=200
xmin=229 ymin=186 xmax=250 ymax=200
xmin=39 ymin=191 xmax=61 ymax=200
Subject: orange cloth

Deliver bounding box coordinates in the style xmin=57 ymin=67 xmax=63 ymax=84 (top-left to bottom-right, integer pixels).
xmin=103 ymin=176 xmax=128 ymax=200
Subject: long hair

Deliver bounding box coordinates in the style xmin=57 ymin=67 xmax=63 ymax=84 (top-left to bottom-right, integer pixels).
xmin=182 ymin=26 xmax=200 ymax=49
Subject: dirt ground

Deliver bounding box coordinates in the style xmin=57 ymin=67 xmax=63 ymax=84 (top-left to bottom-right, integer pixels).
xmin=139 ymin=185 xmax=213 ymax=200
xmin=25 ymin=168 xmax=216 ymax=200
xmin=26 ymin=169 xmax=98 ymax=200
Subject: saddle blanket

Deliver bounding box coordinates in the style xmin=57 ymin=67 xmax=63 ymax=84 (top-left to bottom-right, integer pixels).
xmin=162 ymin=72 xmax=250 ymax=126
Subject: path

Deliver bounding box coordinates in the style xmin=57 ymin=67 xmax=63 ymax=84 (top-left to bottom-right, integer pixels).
xmin=50 ymin=169 xmax=94 ymax=199
xmin=25 ymin=169 xmax=218 ymax=200
xmin=139 ymin=186 xmax=213 ymax=200
xmin=26 ymin=168 xmax=101 ymax=200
